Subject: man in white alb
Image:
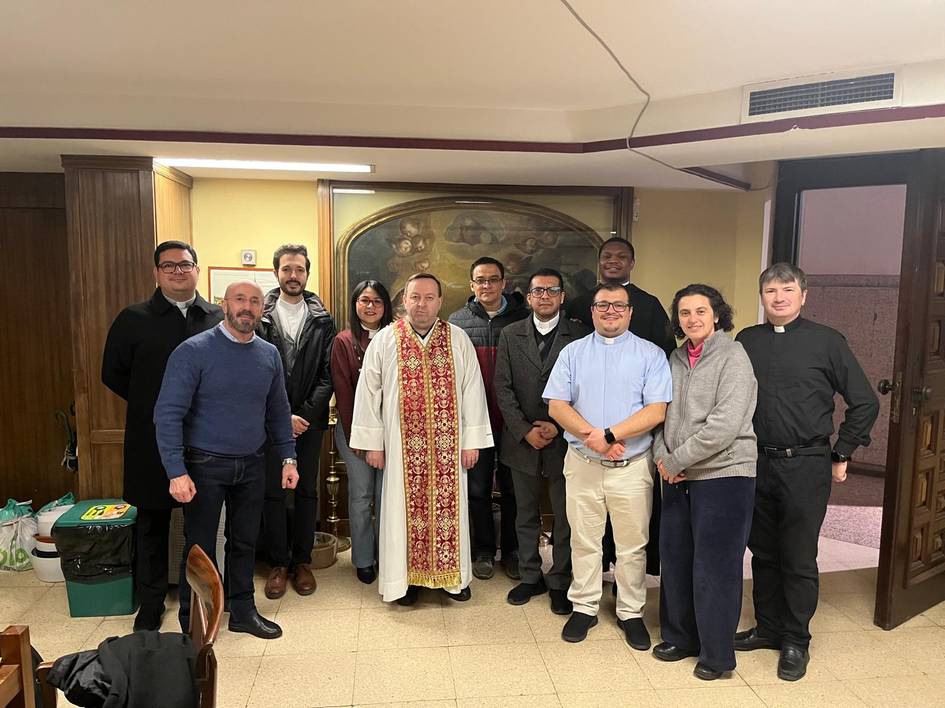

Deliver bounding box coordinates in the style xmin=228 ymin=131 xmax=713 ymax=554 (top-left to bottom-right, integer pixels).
xmin=350 ymin=273 xmax=492 ymax=605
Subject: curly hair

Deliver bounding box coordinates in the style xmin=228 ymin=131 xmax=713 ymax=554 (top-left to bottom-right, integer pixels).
xmin=669 ymin=283 xmax=734 ymax=339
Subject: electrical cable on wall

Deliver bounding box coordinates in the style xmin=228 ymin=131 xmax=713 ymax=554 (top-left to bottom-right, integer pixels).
xmin=558 ymin=0 xmax=772 ymax=192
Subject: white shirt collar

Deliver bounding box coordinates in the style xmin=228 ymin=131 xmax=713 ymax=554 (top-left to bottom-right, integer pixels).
xmin=533 ymin=312 xmax=560 ymax=335
xmin=218 ymin=321 xmax=255 ymax=343
xmin=163 ymin=292 xmax=196 ymax=313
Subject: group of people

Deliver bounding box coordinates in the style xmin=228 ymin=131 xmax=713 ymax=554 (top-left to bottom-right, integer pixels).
xmin=103 ymin=235 xmax=879 ymax=684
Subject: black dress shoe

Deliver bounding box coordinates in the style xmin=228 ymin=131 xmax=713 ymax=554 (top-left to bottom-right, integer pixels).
xmin=561 ymin=612 xmax=598 ymax=642
xmin=618 ymin=617 xmax=651 ymax=651
xmin=507 ymin=578 xmax=547 ymax=605
xmin=443 ymin=586 xmax=472 ymax=602
xmin=652 ymin=641 xmax=699 ymax=662
xmin=228 ymin=611 xmax=282 ymax=639
xmin=777 ymin=644 xmax=809 ymax=681
xmin=693 ymin=662 xmax=724 ymax=680
xmin=356 ymin=565 xmax=376 ymax=584
xmin=733 ymin=627 xmax=782 ymax=651
xmin=133 ymin=605 xmax=164 ymax=632
xmin=549 ymin=589 xmax=572 ymax=615
xmin=396 ymin=585 xmax=421 ymax=606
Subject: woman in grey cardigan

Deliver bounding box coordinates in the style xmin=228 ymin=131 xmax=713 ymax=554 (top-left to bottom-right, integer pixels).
xmin=652 ymin=283 xmax=758 ymax=680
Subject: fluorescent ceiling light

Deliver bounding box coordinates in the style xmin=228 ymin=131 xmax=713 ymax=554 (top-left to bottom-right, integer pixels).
xmin=155 ymin=158 xmax=373 ymax=173
xmin=332 ymin=188 xmax=376 ymax=194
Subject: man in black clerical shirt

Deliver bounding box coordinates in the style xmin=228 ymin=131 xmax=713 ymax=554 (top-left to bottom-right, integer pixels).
xmin=734 ymin=262 xmax=879 ymax=682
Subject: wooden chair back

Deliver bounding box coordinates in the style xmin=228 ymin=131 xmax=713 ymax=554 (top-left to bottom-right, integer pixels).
xmin=186 ymin=545 xmax=223 ymax=707
xmin=0 ymin=625 xmax=36 ymax=708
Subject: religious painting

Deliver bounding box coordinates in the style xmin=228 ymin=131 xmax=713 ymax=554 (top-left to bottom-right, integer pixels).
xmin=335 ymin=197 xmax=604 ymax=320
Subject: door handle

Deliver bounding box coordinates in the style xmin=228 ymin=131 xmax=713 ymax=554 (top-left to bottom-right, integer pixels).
xmin=878 ymin=379 xmax=894 ymax=395
xmin=913 ymin=385 xmax=932 ymax=403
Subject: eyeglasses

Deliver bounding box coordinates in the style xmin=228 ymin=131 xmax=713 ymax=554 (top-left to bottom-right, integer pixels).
xmin=471 ymin=277 xmax=503 ymax=287
xmin=357 ymin=298 xmax=384 ymax=308
xmin=592 ymin=301 xmax=631 ymax=313
xmin=225 ymin=295 xmax=262 ymax=306
xmin=527 ymin=286 xmax=563 ymax=297
xmin=158 ymin=261 xmax=196 ymax=274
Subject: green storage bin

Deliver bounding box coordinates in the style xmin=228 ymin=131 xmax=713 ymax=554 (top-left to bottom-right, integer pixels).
xmin=52 ymin=499 xmax=137 ymax=617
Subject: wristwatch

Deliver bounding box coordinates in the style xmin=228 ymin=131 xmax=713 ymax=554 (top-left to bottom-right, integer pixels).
xmin=830 ymin=451 xmax=850 ymax=463
xmin=604 ymin=428 xmax=616 ymax=445
xmin=281 ymin=457 xmax=298 ymax=467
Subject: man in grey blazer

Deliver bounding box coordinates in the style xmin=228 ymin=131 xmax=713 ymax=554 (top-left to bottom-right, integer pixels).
xmin=494 ymin=268 xmax=592 ymax=614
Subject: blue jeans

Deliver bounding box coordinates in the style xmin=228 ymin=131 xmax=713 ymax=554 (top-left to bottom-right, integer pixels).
xmin=178 ymin=447 xmax=265 ymax=630
xmin=335 ymin=426 xmax=383 ymax=569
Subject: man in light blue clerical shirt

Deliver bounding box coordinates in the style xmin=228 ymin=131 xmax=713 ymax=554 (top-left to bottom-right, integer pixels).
xmin=544 ymin=283 xmax=672 ymax=649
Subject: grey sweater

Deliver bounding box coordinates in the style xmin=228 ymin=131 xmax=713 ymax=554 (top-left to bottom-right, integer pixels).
xmin=652 ymin=332 xmax=758 ymax=480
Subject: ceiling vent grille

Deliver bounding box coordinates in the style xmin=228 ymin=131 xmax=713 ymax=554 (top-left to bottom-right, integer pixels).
xmin=741 ymin=70 xmax=900 ymax=123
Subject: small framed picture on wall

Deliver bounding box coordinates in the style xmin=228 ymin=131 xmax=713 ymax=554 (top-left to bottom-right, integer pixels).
xmin=208 ymin=266 xmax=278 ymax=305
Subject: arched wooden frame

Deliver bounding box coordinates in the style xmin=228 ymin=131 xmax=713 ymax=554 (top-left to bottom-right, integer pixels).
xmin=331 ymin=195 xmax=607 ymax=321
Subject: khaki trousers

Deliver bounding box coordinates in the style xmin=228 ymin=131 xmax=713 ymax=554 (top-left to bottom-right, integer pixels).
xmin=563 ymin=447 xmax=654 ymax=620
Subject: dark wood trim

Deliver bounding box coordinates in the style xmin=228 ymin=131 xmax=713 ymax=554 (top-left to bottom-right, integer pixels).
xmin=613 ymin=187 xmax=634 ymax=241
xmin=152 ymin=162 xmax=193 ymax=188
xmin=60 ymin=154 xmax=156 ymax=172
xmin=10 ymin=102 xmax=945 ymax=155
xmin=681 ymin=167 xmax=752 ymax=191
xmin=90 ymin=429 xmax=125 ymax=444
xmin=0 ymin=173 xmax=65 ymax=208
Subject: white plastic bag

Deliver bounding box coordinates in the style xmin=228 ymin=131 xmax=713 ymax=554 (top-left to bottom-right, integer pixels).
xmin=0 ymin=515 xmax=39 ymax=571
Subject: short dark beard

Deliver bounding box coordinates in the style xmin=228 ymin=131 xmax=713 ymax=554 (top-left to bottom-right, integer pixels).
xmin=227 ymin=310 xmax=257 ymax=334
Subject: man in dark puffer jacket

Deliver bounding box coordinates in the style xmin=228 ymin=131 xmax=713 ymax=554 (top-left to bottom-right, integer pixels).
xmin=449 ymin=256 xmax=529 ymax=580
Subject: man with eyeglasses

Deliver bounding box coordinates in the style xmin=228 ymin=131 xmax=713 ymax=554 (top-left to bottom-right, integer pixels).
xmin=155 ymin=280 xmax=298 ymax=639
xmin=494 ymin=268 xmax=591 ymax=614
xmin=448 ymin=256 xmax=529 ymax=580
xmin=257 ymin=244 xmax=336 ymax=601
xmin=102 ymin=240 xmax=222 ymax=631
xmin=545 ymin=284 xmax=671 ymax=647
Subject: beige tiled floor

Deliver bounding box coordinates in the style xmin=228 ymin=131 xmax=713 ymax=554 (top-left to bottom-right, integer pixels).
xmin=3 ymin=537 xmax=945 ymax=708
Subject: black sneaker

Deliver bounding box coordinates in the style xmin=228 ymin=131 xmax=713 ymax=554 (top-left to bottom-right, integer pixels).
xmin=472 ymin=555 xmax=494 ymax=580
xmin=506 ymin=578 xmax=547 ymax=605
xmin=618 ymin=617 xmax=651 ymax=651
xmin=503 ymin=551 xmax=521 ymax=580
xmin=561 ymin=612 xmax=598 ymax=642
xmin=548 ymin=589 xmax=573 ymax=615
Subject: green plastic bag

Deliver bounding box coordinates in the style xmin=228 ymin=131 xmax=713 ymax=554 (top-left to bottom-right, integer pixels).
xmin=0 ymin=498 xmax=38 ymax=571
xmin=37 ymin=492 xmax=76 ymax=515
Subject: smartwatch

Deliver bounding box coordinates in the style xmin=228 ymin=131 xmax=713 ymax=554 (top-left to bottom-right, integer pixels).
xmin=604 ymin=428 xmax=616 ymax=445
xmin=281 ymin=457 xmax=298 ymax=467
xmin=830 ymin=451 xmax=849 ymax=463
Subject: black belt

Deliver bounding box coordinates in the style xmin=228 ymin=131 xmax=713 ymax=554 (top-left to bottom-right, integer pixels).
xmin=758 ymin=441 xmax=830 ymax=459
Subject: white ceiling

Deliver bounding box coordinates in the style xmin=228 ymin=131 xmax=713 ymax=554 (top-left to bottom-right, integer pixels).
xmin=3 ymin=0 xmax=945 ymax=186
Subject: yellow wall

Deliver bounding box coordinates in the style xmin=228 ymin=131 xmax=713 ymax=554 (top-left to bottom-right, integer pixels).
xmin=190 ymin=177 xmax=772 ymax=333
xmin=190 ymin=178 xmax=319 ymax=297
xmin=632 ymin=185 xmax=770 ymax=334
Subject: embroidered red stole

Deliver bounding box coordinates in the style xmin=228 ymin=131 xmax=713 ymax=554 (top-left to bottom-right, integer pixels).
xmin=393 ymin=318 xmax=462 ymax=588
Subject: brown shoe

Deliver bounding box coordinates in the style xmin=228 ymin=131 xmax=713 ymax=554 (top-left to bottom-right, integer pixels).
xmin=292 ymin=563 xmax=317 ymax=596
xmin=265 ymin=566 xmax=288 ymax=599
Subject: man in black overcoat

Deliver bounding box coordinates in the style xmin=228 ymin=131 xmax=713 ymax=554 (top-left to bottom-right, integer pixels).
xmin=102 ymin=240 xmax=222 ymax=631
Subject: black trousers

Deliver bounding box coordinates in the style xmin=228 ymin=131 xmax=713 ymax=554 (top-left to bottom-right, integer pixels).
xmin=510 ymin=466 xmax=570 ymax=590
xmin=179 ymin=448 xmax=266 ymax=630
xmin=134 ymin=508 xmax=172 ymax=612
xmin=468 ymin=436 xmax=518 ymax=558
xmin=749 ymin=453 xmax=832 ymax=649
xmin=262 ymin=427 xmax=322 ymax=569
xmin=659 ymin=476 xmax=755 ymax=672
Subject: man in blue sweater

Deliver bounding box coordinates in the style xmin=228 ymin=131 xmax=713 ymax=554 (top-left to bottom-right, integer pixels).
xmin=155 ymin=280 xmax=299 ymax=639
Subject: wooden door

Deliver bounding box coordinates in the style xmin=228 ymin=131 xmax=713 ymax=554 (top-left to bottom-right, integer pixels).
xmin=875 ymin=149 xmax=945 ymax=628
xmin=0 ymin=174 xmax=75 ymax=506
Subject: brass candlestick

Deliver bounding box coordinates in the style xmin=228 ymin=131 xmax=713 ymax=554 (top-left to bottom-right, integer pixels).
xmin=326 ymin=404 xmax=351 ymax=552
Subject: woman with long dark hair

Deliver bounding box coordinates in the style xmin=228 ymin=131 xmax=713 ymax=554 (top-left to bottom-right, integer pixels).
xmin=652 ymin=283 xmax=758 ymax=680
xmin=330 ymin=279 xmax=393 ymax=583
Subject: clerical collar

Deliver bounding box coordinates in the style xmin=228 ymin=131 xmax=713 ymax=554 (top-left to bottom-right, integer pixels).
xmin=218 ymin=321 xmax=255 ymax=343
xmin=534 ymin=312 xmax=559 ymax=335
xmin=768 ymin=316 xmax=803 ymax=334
xmin=163 ymin=292 xmax=196 ymax=313
xmin=364 ymin=326 xmax=379 ymax=339
xmin=593 ymin=330 xmax=630 ymax=345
